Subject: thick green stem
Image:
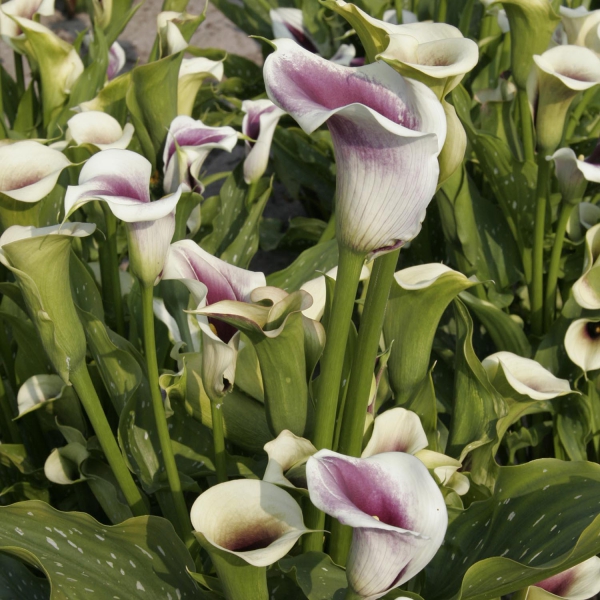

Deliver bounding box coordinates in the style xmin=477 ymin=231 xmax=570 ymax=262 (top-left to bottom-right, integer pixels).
xmin=304 ymin=244 xmax=365 ymax=552
xmin=531 ymin=154 xmax=550 ymax=337
xmin=101 ymin=205 xmax=125 ymax=336
xmin=518 ymin=89 xmax=535 ymax=163
xmin=329 ymin=249 xmax=400 ymax=565
xmin=70 ymin=363 xmax=147 ymax=516
xmin=543 ymin=202 xmax=574 ymax=331
xmin=14 ymin=52 xmax=24 ymax=97
xmin=141 ymin=283 xmax=192 ymax=542
xmin=210 ymin=399 xmax=228 ymax=483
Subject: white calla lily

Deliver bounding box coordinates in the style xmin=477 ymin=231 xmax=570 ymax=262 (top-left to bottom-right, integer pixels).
xmin=361 ymin=407 xmax=428 ymax=458
xmin=64 ymin=149 xmax=183 ymax=287
xmin=107 ymin=41 xmax=126 ymax=81
xmin=241 ymin=99 xmax=286 ymax=185
xmin=547 ymin=146 xmax=600 ymax=204
xmin=482 ymin=351 xmax=572 ymax=400
xmin=565 ymin=318 xmax=600 ymax=373
xmin=65 ymin=111 xmax=134 ymax=150
xmin=264 ymin=38 xmax=446 ymax=256
xmin=307 ymin=450 xmax=447 ymax=600
xmin=414 ymin=449 xmax=470 ymax=496
xmin=474 ymin=80 xmax=517 ymax=104
xmin=572 ymin=223 xmax=600 ymax=309
xmin=300 ymin=264 xmax=371 ymax=321
xmin=178 ymin=57 xmax=224 ymax=116
xmin=0 ymin=0 xmax=54 ymax=41
xmin=567 ymin=202 xmax=600 ymax=242
xmin=263 ymin=429 xmax=317 ymax=488
xmin=190 ymin=479 xmax=309 ymax=567
xmin=157 ymin=11 xmax=188 ymax=55
xmin=527 ymin=45 xmax=600 ymax=152
xmin=560 ymin=6 xmax=600 ymax=53
xmin=533 ymin=556 xmax=600 ymax=600
xmin=0 ymin=141 xmax=71 ymax=202
xmin=163 ymin=115 xmax=238 ymax=194
xmin=17 ymin=374 xmax=65 ymax=417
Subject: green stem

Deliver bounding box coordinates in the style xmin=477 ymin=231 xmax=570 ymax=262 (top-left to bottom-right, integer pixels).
xmin=247 ymin=180 xmax=259 ymax=206
xmin=70 ymin=363 xmax=147 ymax=516
xmin=304 ymin=244 xmax=365 ymax=552
xmin=543 ymin=202 xmax=574 ymax=331
xmin=140 ymin=283 xmax=192 ymax=542
xmin=531 ymin=154 xmax=550 ymax=337
xmin=329 ymin=249 xmax=400 ymax=565
xmin=458 ymin=0 xmax=474 ymax=37
xmin=101 ymin=205 xmax=125 ymax=337
xmin=518 ymin=89 xmax=535 ymax=163
xmin=565 ymin=85 xmax=597 ymax=140
xmin=436 ymin=0 xmax=447 ymax=22
xmin=318 ymin=213 xmax=336 ymax=244
xmin=14 ymin=52 xmax=24 ymax=97
xmin=210 ymin=399 xmax=228 ymax=483
xmin=0 ymin=377 xmax=20 ymax=444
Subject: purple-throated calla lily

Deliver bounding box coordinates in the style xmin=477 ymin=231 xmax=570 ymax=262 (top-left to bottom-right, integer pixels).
xmin=178 ymin=57 xmax=224 ymax=116
xmin=162 ymin=115 xmax=238 ymax=194
xmin=263 ymin=429 xmax=317 ymax=488
xmin=264 ymin=38 xmax=446 ymax=256
xmin=0 ymin=140 xmax=71 ymax=202
xmin=241 ymin=99 xmax=286 ymax=185
xmin=565 ymin=318 xmax=600 ymax=373
xmin=560 ymin=6 xmax=600 ymax=54
xmin=107 ymin=41 xmax=126 ymax=81
xmin=0 ymin=0 xmax=54 ymax=42
xmin=532 ymin=556 xmax=600 ymax=599
xmin=191 ymin=479 xmax=309 ymax=566
xmin=527 ymin=45 xmax=600 ymax=152
xmin=547 ymin=145 xmax=600 ymax=204
xmin=307 ymin=450 xmax=447 ymax=600
xmin=64 ymin=149 xmax=183 ymax=287
xmin=63 ymin=111 xmax=134 ymax=151
xmin=482 ymin=351 xmax=572 ymax=401
xmin=572 ymin=223 xmax=600 ymax=309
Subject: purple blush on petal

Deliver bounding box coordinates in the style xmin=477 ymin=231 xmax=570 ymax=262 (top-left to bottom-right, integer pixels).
xmin=83 ymin=176 xmax=150 ymax=204
xmin=535 ymin=571 xmax=575 ymax=596
xmin=283 ymin=23 xmax=319 ymax=53
xmin=166 ymin=130 xmax=230 ymax=164
xmin=245 ymin=105 xmax=278 ymax=144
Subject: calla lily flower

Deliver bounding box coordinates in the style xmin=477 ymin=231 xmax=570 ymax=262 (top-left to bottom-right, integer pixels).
xmin=191 ymin=479 xmax=309 ymax=566
xmin=162 ymin=115 xmax=238 ymax=194
xmin=567 ymin=202 xmax=600 ymax=242
xmin=0 ymin=141 xmax=71 ymax=202
xmin=361 ymin=407 xmax=428 ymax=458
xmin=482 ymin=351 xmax=572 ymax=400
xmin=300 ymin=264 xmax=371 ymax=321
xmin=241 ymin=99 xmax=286 ymax=185
xmin=263 ymin=429 xmax=317 ymax=488
xmin=307 ymin=450 xmax=447 ymax=600
xmin=63 ymin=111 xmax=134 ymax=151
xmin=107 ymin=41 xmax=126 ymax=81
xmin=264 ymin=38 xmax=446 ymax=256
xmin=0 ymin=0 xmax=54 ymax=42
xmin=532 ymin=556 xmax=600 ymax=599
xmin=547 ymin=146 xmax=600 ymax=205
xmin=157 ymin=11 xmax=189 ymax=55
xmin=572 ymin=223 xmax=600 ymax=309
xmin=178 ymin=56 xmax=224 ymax=116
xmin=565 ymin=318 xmax=600 ymax=373
xmin=474 ymin=79 xmax=517 ymax=104
xmin=414 ymin=450 xmax=470 ymax=496
xmin=527 ymin=45 xmax=600 ymax=153
xmin=560 ymin=6 xmax=600 ymax=54
xmin=382 ymin=8 xmax=419 ymax=24
xmin=64 ymin=149 xmax=183 ymax=287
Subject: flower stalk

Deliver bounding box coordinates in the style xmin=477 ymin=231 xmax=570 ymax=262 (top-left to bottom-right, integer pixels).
xmin=518 ymin=89 xmax=535 ymax=163
xmin=100 ymin=204 xmax=125 ymax=336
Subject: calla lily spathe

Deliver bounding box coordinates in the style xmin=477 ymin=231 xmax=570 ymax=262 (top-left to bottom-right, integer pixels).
xmin=527 ymin=45 xmax=600 ymax=152
xmin=482 ymin=352 xmax=572 ymax=401
xmin=560 ymin=6 xmax=600 ymax=54
xmin=263 ymin=429 xmax=317 ymax=488
xmin=178 ymin=56 xmax=224 ymax=116
xmin=565 ymin=318 xmax=600 ymax=373
xmin=162 ymin=115 xmax=238 ymax=194
xmin=572 ymin=223 xmax=600 ymax=309
xmin=264 ymin=38 xmax=446 ymax=256
xmin=307 ymin=450 xmax=447 ymax=600
xmin=63 ymin=111 xmax=134 ymax=151
xmin=241 ymin=99 xmax=286 ymax=185
xmin=190 ymin=479 xmax=309 ymax=566
xmin=157 ymin=10 xmax=190 ymax=55
xmin=568 ymin=202 xmax=600 ymax=242
xmin=64 ymin=149 xmax=183 ymax=287
xmin=532 ymin=556 xmax=600 ymax=600
xmin=107 ymin=41 xmax=126 ymax=81
xmin=0 ymin=0 xmax=54 ymax=42
xmin=547 ymin=146 xmax=600 ymax=204
xmin=0 ymin=140 xmax=71 ymax=202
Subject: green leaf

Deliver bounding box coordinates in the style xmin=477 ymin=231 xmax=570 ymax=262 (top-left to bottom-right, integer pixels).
xmin=424 ymin=460 xmax=600 ymax=600
xmin=207 ymin=0 xmax=273 ymax=38
xmin=279 ymin=552 xmax=347 ymax=600
xmin=0 ymin=500 xmax=203 ymax=599
xmin=80 ymin=71 xmax=131 ymax=122
xmin=0 ymin=553 xmax=49 ymax=600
